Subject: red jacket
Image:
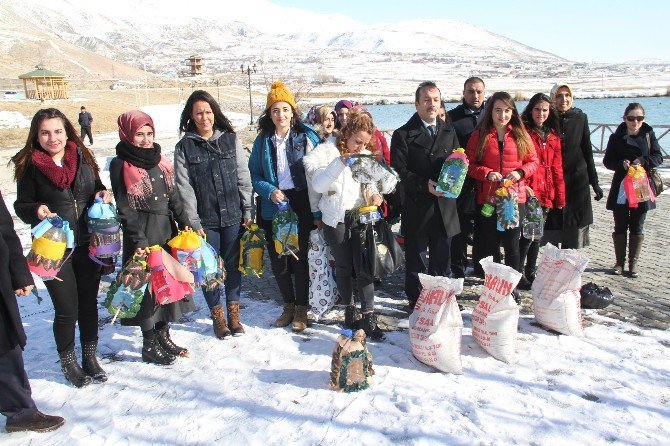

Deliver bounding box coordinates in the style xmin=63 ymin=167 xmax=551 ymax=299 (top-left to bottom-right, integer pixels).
xmin=373 ymin=129 xmax=391 ymax=165
xmin=466 ymin=127 xmax=538 ymax=205
xmin=525 ymin=128 xmax=566 ymax=208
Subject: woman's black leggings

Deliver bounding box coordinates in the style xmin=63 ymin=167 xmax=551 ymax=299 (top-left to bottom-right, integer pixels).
xmin=44 ymin=246 xmax=102 ymax=353
xmin=474 ymin=203 xmax=526 ymax=272
xmin=260 ymin=188 xmax=313 ymax=307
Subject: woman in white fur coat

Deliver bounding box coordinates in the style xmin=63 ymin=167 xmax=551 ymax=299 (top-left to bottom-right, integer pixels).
xmin=303 ymin=111 xmax=397 ymax=341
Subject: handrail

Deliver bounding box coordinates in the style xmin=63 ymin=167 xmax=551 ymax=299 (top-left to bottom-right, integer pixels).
xmin=380 ymin=125 xmax=670 ymax=157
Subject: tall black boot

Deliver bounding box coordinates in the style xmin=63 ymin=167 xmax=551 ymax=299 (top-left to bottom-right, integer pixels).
xmin=81 ymin=341 xmax=108 ymax=382
xmin=361 ymin=311 xmax=385 ymax=341
xmin=59 ymin=349 xmax=92 ymax=388
xmin=156 ymin=322 xmax=188 ymax=357
xmin=343 ymin=305 xmax=360 ymax=330
xmin=612 ymin=232 xmax=627 ymax=275
xmin=628 ymin=234 xmax=644 ymax=278
xmin=142 ymin=329 xmax=176 ymax=365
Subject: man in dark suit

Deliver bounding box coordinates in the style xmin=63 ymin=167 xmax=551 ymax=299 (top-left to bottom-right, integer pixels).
xmin=0 ymin=192 xmax=64 ymax=433
xmin=448 ymin=76 xmax=486 ymax=277
xmin=78 ymin=106 xmax=93 ymax=145
xmin=391 ymin=81 xmax=460 ymax=310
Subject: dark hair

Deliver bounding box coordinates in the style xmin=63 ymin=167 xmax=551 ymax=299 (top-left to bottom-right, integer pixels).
xmin=475 ymin=92 xmax=532 ymax=161
xmin=624 ymin=102 xmax=645 ymax=116
xmin=257 ymin=104 xmax=301 ymax=136
xmin=80 ymin=106 xmax=86 ymax=110
xmin=520 ymin=93 xmax=560 ymax=134
xmin=12 ymin=108 xmax=99 ymax=181
xmin=336 ymin=111 xmax=378 ymax=157
xmin=415 ymin=81 xmax=441 ymax=103
xmin=464 ymin=77 xmax=485 ymax=88
xmin=179 ymin=90 xmax=234 ymax=135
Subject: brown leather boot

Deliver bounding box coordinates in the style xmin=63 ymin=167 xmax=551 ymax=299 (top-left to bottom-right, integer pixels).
xmin=612 ymin=232 xmax=627 ymax=275
xmin=628 ymin=234 xmax=644 ymax=278
xmin=292 ymin=305 xmax=308 ymax=332
xmin=274 ymin=303 xmax=295 ymax=327
xmin=211 ymin=304 xmax=231 ymax=339
xmin=227 ymin=301 xmax=245 ymax=336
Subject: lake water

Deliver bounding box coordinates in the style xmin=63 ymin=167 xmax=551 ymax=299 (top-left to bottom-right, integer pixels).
xmin=366 ymin=96 xmax=670 ymax=130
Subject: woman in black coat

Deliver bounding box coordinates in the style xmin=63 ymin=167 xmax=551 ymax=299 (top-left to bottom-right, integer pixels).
xmin=110 ymin=110 xmax=194 ymax=366
xmin=13 ymin=108 xmax=110 ymax=388
xmin=544 ymin=84 xmax=603 ymax=249
xmin=0 ymin=191 xmax=64 ymax=433
xmin=603 ymin=103 xmax=663 ymax=278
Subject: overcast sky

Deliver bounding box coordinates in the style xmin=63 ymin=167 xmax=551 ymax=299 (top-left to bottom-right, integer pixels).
xmin=272 ymin=0 xmax=669 ymax=63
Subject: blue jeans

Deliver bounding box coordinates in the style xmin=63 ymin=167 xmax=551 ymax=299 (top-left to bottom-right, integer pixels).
xmin=202 ymin=224 xmax=242 ymax=308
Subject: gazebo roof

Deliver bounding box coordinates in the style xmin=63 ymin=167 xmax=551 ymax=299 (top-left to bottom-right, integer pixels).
xmin=19 ymin=65 xmax=66 ymax=79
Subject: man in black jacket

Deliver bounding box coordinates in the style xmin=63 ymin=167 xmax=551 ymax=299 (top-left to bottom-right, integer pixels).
xmin=391 ymin=81 xmax=460 ymax=310
xmin=448 ymin=77 xmax=486 ymax=277
xmin=0 ymin=192 xmax=64 ymax=433
xmin=78 ymin=106 xmax=93 ymax=145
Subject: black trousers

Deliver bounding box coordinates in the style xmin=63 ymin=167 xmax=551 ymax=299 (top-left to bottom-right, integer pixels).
xmin=474 ymin=204 xmax=525 ymax=273
xmin=519 ymin=236 xmax=540 ymax=276
xmin=404 ymin=233 xmax=451 ymax=308
xmin=260 ymin=188 xmax=313 ymax=307
xmin=613 ymin=206 xmax=648 ymax=235
xmin=323 ymin=215 xmax=375 ymax=312
xmin=450 ymin=211 xmax=474 ymax=278
xmin=44 ymin=246 xmax=102 ymax=353
xmin=0 ymin=346 xmax=38 ymax=423
xmin=80 ymin=126 xmax=93 ymax=144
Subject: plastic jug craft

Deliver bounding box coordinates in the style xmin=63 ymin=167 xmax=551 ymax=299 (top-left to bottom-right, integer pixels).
xmin=480 ymin=182 xmax=497 ymax=217
xmin=495 ymin=180 xmax=519 ymax=231
xmin=147 ymin=245 xmax=195 ymax=305
xmin=330 ymin=329 xmax=374 ymax=393
xmin=104 ymin=254 xmax=150 ymax=323
xmin=436 ymin=148 xmax=469 ymax=198
xmin=86 ymin=198 xmax=121 ymax=265
xmin=27 ymin=215 xmax=74 ymax=281
xmin=623 ymin=164 xmax=654 ymax=208
xmin=239 ymin=223 xmax=267 ymax=277
xmin=198 ymin=235 xmax=225 ymax=292
xmin=167 ymin=229 xmax=203 ymax=283
xmin=358 ymin=205 xmax=381 ymax=225
xmin=272 ymin=201 xmax=299 ymax=260
xmin=522 ymin=197 xmax=544 ymax=240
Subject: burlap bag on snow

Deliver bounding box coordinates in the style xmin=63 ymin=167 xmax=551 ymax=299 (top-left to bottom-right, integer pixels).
xmin=409 ymin=274 xmax=464 ymax=374
xmin=472 ymin=257 xmax=521 ymax=363
xmin=532 ymin=243 xmax=588 ymax=337
xmin=330 ymin=329 xmax=374 ymax=392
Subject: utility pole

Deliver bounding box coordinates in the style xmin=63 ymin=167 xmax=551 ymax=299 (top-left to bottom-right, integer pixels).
xmin=241 ymin=63 xmax=257 ymax=125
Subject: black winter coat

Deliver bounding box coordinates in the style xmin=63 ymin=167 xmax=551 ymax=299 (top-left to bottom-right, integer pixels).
xmin=603 ymin=122 xmax=663 ymax=211
xmin=545 ymin=107 xmax=599 ymax=229
xmin=0 ymin=192 xmax=34 ymax=352
xmin=391 ymin=113 xmax=460 ymax=237
xmin=14 ymin=148 xmax=106 ymax=246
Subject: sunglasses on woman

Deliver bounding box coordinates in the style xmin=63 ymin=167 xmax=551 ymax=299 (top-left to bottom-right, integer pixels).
xmin=625 ymin=116 xmax=644 ymax=122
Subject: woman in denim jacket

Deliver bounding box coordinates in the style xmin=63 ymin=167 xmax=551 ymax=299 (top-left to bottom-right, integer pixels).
xmin=174 ymin=90 xmax=253 ymax=339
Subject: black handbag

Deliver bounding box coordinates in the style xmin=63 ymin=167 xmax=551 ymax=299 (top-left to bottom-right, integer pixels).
xmin=580 ymin=282 xmax=614 ymax=309
xmin=352 ymin=219 xmax=404 ymax=281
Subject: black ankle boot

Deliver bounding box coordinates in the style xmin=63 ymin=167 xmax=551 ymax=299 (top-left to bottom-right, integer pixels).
xmin=142 ymin=330 xmax=176 ymax=365
xmin=156 ymin=323 xmax=188 ymax=357
xmin=361 ymin=312 xmax=385 ymax=341
xmin=59 ymin=350 xmax=92 ymax=388
xmin=344 ymin=305 xmax=360 ymax=329
xmin=81 ymin=341 xmax=108 ymax=382
xmin=511 ymin=289 xmax=521 ymax=304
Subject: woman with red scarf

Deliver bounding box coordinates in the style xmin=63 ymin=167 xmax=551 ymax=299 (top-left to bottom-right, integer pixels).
xmin=110 ymin=110 xmax=194 ymax=366
xmin=13 ymin=108 xmax=110 ymax=388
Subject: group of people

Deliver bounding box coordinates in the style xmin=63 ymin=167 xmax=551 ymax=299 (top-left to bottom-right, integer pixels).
xmin=0 ymin=77 xmax=663 ymax=433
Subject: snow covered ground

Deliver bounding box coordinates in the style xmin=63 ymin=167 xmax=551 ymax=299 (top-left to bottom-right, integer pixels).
xmin=2 ymin=107 xmax=670 ymax=444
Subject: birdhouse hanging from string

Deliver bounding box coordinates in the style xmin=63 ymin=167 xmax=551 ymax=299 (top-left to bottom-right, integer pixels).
xmin=197 ymin=235 xmax=225 ymax=291
xmin=167 ymin=229 xmax=203 ymax=283
xmin=239 ymin=223 xmax=267 ymax=277
xmin=495 ymin=180 xmax=519 ymax=231
xmin=86 ymin=198 xmax=121 ymax=265
xmin=27 ymin=215 xmax=74 ymax=281
xmin=104 ymin=254 xmax=151 ymax=323
xmin=272 ymin=201 xmax=300 ymax=260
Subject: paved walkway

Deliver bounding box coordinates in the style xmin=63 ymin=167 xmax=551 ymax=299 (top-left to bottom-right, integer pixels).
xmin=243 ymin=176 xmax=670 ymax=331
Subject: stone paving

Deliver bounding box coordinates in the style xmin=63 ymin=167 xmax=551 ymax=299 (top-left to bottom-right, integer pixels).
xmin=242 ymin=169 xmax=670 ymax=332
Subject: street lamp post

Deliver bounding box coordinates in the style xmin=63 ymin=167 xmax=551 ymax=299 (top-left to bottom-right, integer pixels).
xmin=241 ymin=63 xmax=257 ymax=125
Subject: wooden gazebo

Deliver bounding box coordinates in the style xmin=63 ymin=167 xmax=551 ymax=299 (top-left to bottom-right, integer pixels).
xmin=18 ymin=64 xmax=69 ymax=100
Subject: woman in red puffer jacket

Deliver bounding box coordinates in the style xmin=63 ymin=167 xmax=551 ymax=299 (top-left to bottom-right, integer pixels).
xmin=517 ymin=93 xmax=565 ymax=288
xmin=466 ymin=92 xmax=538 ymax=299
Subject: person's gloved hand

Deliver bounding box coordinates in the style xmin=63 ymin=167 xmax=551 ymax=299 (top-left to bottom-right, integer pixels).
xmin=592 ymin=184 xmax=604 ymax=201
